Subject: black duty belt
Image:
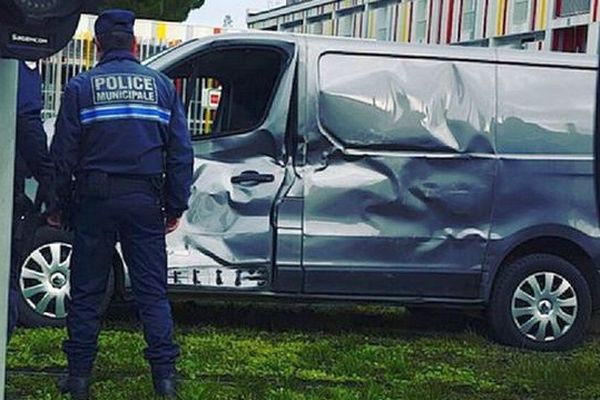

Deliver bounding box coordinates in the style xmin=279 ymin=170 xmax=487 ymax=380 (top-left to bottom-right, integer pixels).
xmin=77 ymin=172 xmax=162 ymax=199
xmin=109 ymin=175 xmax=156 ymax=197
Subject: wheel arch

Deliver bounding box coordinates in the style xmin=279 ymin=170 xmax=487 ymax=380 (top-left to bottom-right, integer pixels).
xmin=485 ymin=234 xmax=600 ymax=311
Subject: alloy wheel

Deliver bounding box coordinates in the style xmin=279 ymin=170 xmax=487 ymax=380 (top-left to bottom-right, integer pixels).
xmin=511 ymin=271 xmax=578 ymax=342
xmin=19 ymin=242 xmax=72 ymax=319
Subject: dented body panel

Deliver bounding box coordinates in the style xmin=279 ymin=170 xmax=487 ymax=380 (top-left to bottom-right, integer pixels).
xmin=301 ymin=50 xmax=496 ymax=298
xmin=141 ymin=32 xmax=600 ymax=306
xmin=154 ymin=36 xmax=298 ymax=290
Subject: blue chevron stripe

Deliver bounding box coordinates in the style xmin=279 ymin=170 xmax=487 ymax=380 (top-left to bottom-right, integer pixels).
xmin=80 ymin=104 xmax=171 ymax=125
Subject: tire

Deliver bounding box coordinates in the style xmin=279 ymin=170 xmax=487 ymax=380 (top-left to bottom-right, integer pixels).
xmin=17 ymin=226 xmax=115 ymax=328
xmin=488 ymin=253 xmax=591 ymax=351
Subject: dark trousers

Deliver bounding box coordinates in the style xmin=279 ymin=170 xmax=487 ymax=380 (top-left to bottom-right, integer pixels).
xmin=63 ymin=190 xmax=180 ymax=378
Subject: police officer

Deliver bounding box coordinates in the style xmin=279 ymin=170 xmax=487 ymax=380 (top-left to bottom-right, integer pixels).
xmin=50 ymin=10 xmax=193 ymax=399
xmin=10 ymin=60 xmax=57 ymax=338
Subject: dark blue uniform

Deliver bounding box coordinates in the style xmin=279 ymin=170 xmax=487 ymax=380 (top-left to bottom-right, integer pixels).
xmin=16 ymin=61 xmax=54 ymax=195
xmin=51 ymin=43 xmax=193 ymax=378
xmin=10 ymin=61 xmax=55 ymax=337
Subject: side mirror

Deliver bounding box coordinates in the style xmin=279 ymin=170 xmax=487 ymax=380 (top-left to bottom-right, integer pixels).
xmin=0 ymin=0 xmax=97 ymax=60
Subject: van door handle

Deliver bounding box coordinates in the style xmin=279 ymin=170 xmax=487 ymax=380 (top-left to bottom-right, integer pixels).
xmin=231 ymin=171 xmax=275 ymax=185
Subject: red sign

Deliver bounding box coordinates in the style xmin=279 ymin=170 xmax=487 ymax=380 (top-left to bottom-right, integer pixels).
xmin=209 ymin=91 xmax=221 ymax=108
xmin=210 ymin=93 xmax=221 ymax=107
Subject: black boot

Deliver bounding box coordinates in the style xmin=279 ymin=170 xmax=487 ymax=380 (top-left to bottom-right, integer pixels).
xmin=58 ymin=376 xmax=91 ymax=400
xmin=153 ymin=374 xmax=178 ymax=399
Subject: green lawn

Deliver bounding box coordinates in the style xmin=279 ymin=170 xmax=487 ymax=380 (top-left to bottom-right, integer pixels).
xmin=6 ymin=302 xmax=600 ymax=399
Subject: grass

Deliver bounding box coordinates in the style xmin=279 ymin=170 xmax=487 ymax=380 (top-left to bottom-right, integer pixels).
xmin=6 ymin=302 xmax=600 ymax=399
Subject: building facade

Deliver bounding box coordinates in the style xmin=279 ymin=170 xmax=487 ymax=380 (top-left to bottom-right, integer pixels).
xmin=247 ymin=0 xmax=600 ymax=53
xmin=41 ymin=14 xmax=225 ymax=121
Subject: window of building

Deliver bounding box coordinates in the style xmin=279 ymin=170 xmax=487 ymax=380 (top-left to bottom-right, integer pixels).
xmin=323 ymin=19 xmax=335 ymax=35
xmin=512 ymin=0 xmax=529 ymax=26
xmin=337 ymin=12 xmax=354 ymax=37
xmin=374 ymin=5 xmax=391 ymax=41
xmin=414 ymin=0 xmax=428 ymax=42
xmin=283 ymin=21 xmax=303 ymax=33
xmin=552 ymin=25 xmax=588 ymax=53
xmin=556 ymin=0 xmax=591 ymax=17
xmin=308 ymin=19 xmax=324 ymax=35
xmin=462 ymin=0 xmax=477 ymax=40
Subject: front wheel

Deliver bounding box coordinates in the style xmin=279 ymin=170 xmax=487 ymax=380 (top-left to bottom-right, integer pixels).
xmin=488 ymin=253 xmax=591 ymax=351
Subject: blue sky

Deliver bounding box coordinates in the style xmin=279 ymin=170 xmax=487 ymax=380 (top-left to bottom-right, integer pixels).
xmin=186 ymin=0 xmax=285 ymax=28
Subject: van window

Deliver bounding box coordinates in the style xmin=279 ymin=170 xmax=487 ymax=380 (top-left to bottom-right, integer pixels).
xmin=318 ymin=53 xmax=495 ymax=153
xmin=497 ymin=65 xmax=594 ymax=155
xmin=169 ymin=47 xmax=287 ymax=139
xmin=172 ymin=76 xmax=222 ymax=137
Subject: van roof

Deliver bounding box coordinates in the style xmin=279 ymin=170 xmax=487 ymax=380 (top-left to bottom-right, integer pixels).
xmin=148 ymin=31 xmax=598 ymax=70
xmin=234 ymin=31 xmax=597 ymax=69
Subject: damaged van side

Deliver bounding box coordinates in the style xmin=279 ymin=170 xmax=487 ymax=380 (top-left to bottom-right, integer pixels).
xmin=145 ymin=33 xmax=600 ymax=351
xmin=24 ymin=32 xmax=599 ymax=350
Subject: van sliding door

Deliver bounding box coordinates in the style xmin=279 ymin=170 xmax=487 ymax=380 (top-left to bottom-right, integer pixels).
xmin=302 ymin=52 xmax=496 ymax=298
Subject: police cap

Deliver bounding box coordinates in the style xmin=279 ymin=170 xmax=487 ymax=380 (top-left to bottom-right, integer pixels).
xmin=95 ymin=9 xmax=135 ymax=37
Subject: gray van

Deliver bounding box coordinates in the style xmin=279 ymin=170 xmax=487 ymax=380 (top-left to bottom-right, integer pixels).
xmin=20 ymin=32 xmax=599 ymax=351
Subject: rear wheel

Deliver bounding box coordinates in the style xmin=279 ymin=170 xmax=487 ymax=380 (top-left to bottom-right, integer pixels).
xmin=17 ymin=227 xmax=115 ymax=328
xmin=488 ymin=253 xmax=591 ymax=351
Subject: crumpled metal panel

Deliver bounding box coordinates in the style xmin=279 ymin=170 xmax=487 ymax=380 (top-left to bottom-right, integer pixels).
xmin=162 ymin=38 xmax=298 ymax=290
xmin=318 ymin=54 xmax=495 ymax=153
xmin=165 ymin=138 xmax=287 ymax=289
xmin=302 ymin=54 xmax=496 ymax=298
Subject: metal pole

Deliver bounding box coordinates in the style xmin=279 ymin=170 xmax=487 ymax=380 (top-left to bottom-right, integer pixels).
xmin=0 ymin=58 xmax=18 ymax=400
xmin=596 ymin=21 xmax=600 ymax=217
xmin=596 ymin=21 xmax=600 ymax=240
